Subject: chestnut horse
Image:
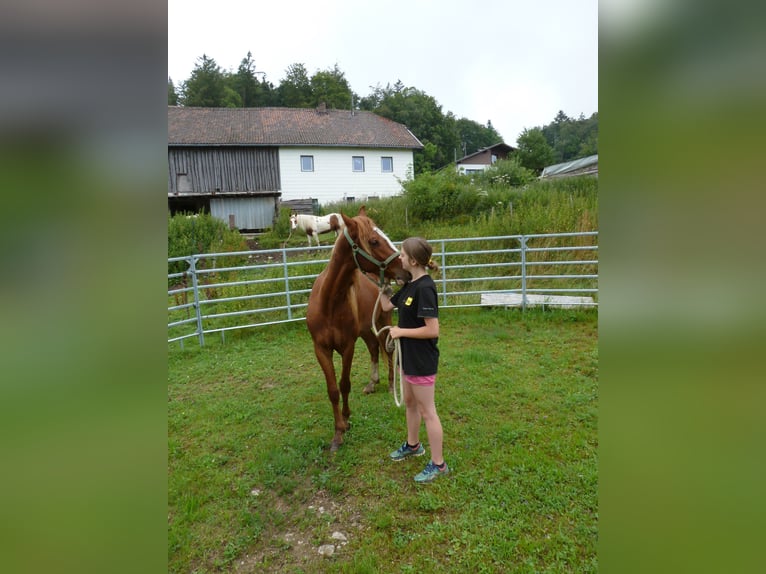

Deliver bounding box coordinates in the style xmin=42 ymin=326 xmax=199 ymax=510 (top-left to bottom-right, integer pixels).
xmin=306 ymin=206 xmax=407 ymax=451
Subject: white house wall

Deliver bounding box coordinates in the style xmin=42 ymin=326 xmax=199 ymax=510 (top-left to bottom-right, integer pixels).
xmin=279 ymin=147 xmax=414 ymax=205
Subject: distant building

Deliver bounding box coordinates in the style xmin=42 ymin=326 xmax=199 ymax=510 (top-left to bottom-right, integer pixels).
xmin=540 ymin=154 xmax=598 ymax=179
xmin=168 ymin=106 xmax=423 ymax=230
xmin=455 ymin=142 xmax=516 ymax=175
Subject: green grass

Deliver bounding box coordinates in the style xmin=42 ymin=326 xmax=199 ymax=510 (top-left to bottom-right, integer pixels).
xmin=168 ymin=308 xmax=598 ymax=573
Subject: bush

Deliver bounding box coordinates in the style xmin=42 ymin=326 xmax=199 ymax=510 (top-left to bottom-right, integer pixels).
xmin=168 ymin=212 xmax=247 ymax=258
xmin=478 ymin=156 xmax=536 ymax=188
xmin=167 ymin=213 xmax=248 ymax=277
xmin=401 ymin=169 xmax=481 ymax=221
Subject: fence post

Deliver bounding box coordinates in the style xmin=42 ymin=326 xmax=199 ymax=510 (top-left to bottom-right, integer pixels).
xmin=282 ymin=247 xmax=292 ymax=320
xmin=436 ymin=239 xmax=447 ymax=306
xmin=520 ymin=236 xmax=528 ymax=312
xmin=189 ymin=256 xmax=205 ymax=347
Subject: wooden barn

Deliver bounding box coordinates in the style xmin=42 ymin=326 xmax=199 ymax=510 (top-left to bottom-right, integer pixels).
xmin=168 ymin=106 xmax=423 ymax=231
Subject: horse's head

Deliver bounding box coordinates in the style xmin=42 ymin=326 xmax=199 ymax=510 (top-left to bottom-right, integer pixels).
xmin=341 ymin=206 xmax=409 ymax=285
xmin=289 ymin=214 xmax=297 ymax=230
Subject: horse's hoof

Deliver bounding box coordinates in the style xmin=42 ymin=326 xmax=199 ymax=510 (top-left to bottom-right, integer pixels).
xmin=363 ymin=382 xmax=376 ymax=394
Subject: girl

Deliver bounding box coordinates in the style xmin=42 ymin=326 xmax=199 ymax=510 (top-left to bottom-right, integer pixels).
xmin=380 ymin=237 xmax=449 ymax=483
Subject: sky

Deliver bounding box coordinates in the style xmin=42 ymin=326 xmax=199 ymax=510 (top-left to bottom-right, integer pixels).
xmin=168 ymin=0 xmax=597 ymax=147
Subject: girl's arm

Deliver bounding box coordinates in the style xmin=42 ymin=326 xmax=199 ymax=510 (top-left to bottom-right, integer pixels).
xmin=390 ymin=317 xmax=439 ymax=340
xmin=379 ymin=291 xmax=395 ymax=313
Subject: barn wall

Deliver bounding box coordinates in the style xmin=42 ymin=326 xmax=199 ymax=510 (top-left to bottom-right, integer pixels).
xmin=168 ymin=147 xmax=280 ymax=194
xmin=210 ymin=197 xmax=278 ymax=231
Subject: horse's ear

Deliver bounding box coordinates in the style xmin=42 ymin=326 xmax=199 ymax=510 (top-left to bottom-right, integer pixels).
xmin=357 ymin=205 xmax=367 ymax=217
xmin=341 ymin=212 xmax=354 ymax=228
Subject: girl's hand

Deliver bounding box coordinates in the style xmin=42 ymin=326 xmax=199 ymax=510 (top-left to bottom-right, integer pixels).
xmin=389 ymin=326 xmax=403 ymax=339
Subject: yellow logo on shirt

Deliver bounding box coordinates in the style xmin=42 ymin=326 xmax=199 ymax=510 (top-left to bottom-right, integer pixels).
xmin=405 ymin=297 xmax=413 ymax=306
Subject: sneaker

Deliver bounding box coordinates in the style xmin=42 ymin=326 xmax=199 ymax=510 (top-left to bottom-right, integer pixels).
xmin=389 ymin=441 xmax=425 ymax=461
xmin=414 ymin=460 xmax=450 ymax=483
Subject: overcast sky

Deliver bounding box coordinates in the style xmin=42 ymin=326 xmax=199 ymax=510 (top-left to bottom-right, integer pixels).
xmin=168 ymin=0 xmax=597 ymax=146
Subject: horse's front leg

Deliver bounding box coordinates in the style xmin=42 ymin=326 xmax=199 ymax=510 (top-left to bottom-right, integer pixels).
xmin=360 ymin=330 xmax=380 ymax=394
xmin=338 ymin=345 xmax=355 ymax=427
xmin=383 ymin=335 xmax=394 ymax=393
xmin=314 ymin=344 xmax=345 ymax=451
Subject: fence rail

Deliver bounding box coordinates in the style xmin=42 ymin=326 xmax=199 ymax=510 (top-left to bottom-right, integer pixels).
xmin=168 ymin=231 xmax=598 ymax=346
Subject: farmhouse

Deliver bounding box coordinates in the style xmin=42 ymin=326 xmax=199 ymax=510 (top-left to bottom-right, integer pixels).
xmin=455 ymin=142 xmax=516 ymax=175
xmin=168 ymin=105 xmax=423 ymax=231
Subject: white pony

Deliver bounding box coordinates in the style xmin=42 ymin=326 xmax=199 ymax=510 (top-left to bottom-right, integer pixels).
xmin=290 ymin=213 xmax=346 ymax=247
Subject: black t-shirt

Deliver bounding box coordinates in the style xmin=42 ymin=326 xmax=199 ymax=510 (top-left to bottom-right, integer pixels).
xmin=390 ymin=275 xmax=440 ymax=376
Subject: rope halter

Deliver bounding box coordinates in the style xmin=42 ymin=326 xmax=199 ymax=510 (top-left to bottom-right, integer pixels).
xmin=343 ymin=226 xmax=399 ymax=288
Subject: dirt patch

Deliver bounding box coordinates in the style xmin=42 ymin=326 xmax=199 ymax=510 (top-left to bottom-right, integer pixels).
xmin=232 ymin=487 xmax=366 ymax=573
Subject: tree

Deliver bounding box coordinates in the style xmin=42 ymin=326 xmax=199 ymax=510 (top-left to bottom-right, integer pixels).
xmin=577 ymin=112 xmax=599 ymax=157
xmin=182 ymin=54 xmax=228 ymax=107
xmin=168 ymin=78 xmax=179 ymax=106
xmin=456 ymin=118 xmax=503 ymax=157
xmin=357 ymin=83 xmax=386 ymax=110
xmin=516 ymin=127 xmax=555 ymax=174
xmin=278 ymin=63 xmax=312 ymax=108
xmin=539 ymin=110 xmax=598 ymax=162
xmin=228 ymin=51 xmax=262 ymax=107
xmin=368 ymin=83 xmax=460 ymax=173
xmin=309 ymin=64 xmax=357 ymax=109
xmin=221 ymin=85 xmax=243 ymax=108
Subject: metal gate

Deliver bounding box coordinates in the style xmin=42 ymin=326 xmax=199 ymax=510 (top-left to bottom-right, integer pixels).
xmin=168 ymin=232 xmax=598 ymax=346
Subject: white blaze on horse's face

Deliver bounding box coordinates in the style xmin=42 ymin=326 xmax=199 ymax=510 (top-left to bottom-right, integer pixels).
xmin=373 ymin=227 xmax=398 ymax=254
xmin=290 ymin=215 xmax=297 ymax=230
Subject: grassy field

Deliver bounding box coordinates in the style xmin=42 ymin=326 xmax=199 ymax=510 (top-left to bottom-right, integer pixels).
xmin=168 ymin=307 xmax=598 ymax=573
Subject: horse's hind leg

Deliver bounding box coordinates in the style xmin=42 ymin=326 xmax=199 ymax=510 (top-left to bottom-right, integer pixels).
xmin=314 ymin=344 xmax=346 ymax=451
xmin=360 ymin=330 xmax=381 ymax=394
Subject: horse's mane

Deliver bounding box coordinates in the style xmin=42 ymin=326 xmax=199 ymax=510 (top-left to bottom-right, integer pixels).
xmin=351 ymin=214 xmax=375 ymax=255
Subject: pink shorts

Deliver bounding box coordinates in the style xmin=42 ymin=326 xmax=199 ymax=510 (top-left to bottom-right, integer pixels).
xmin=404 ymin=374 xmax=436 ymax=386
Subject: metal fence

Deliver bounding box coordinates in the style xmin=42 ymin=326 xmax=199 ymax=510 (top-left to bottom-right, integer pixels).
xmin=168 ymin=231 xmax=598 ymax=347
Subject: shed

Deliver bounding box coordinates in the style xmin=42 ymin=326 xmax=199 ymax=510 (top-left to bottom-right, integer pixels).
xmin=540 ymin=154 xmax=598 ymax=179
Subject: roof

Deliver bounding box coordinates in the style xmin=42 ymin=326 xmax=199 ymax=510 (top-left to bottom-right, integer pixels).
xmin=168 ymin=106 xmax=424 ymax=149
xmin=540 ymin=154 xmax=598 ymax=178
xmin=456 ymin=142 xmax=515 ymax=163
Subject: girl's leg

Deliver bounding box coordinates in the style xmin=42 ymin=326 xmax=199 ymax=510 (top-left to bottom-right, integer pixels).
xmin=410 ymin=384 xmax=443 ymax=465
xmin=403 ymin=380 xmax=422 ymax=446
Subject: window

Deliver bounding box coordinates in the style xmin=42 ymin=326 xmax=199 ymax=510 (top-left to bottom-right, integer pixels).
xmin=352 ymin=156 xmax=365 ymax=172
xmin=176 ymin=173 xmax=192 ymax=192
xmin=381 ymin=157 xmax=393 ymax=172
xmin=300 ymin=155 xmax=314 ymax=172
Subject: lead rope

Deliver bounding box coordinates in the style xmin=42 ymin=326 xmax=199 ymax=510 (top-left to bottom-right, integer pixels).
xmin=372 ymin=289 xmax=404 ymax=408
